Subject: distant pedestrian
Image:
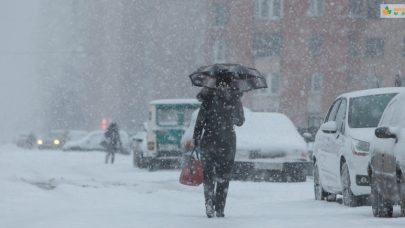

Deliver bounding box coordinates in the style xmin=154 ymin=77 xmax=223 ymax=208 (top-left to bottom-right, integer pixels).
xmin=193 ymin=77 xmax=245 ymax=218
xmin=395 ymin=73 xmax=402 ymax=87
xmin=104 ymin=122 xmax=122 ymax=164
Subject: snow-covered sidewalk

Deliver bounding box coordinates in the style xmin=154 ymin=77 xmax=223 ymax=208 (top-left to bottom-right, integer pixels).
xmin=0 ymin=145 xmax=404 ymax=228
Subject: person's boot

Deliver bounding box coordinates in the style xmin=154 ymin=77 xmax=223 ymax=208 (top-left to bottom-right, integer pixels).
xmin=216 ymin=208 xmax=225 ymax=217
xmin=205 ymin=199 xmax=215 ymax=218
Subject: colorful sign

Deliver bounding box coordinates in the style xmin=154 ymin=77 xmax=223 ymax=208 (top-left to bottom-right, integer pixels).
xmin=380 ymin=4 xmax=405 ymax=18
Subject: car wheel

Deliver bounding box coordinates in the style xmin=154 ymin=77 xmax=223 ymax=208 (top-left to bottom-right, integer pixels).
xmin=341 ymin=162 xmax=358 ymax=207
xmin=326 ymin=193 xmax=337 ymax=202
xmin=296 ymin=167 xmax=307 ymax=182
xmin=314 ymin=162 xmax=328 ymax=200
xmin=371 ymin=175 xmax=393 ymax=217
xmin=148 ymin=159 xmax=159 ymax=171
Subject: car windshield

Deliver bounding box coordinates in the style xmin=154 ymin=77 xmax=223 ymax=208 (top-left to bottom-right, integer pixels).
xmin=348 ymin=93 xmax=397 ymax=128
xmin=157 ymin=108 xmax=179 ymax=126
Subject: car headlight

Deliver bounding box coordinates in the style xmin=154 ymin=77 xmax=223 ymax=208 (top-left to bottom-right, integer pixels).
xmin=352 ymin=138 xmax=370 ymax=156
xmin=37 ymin=139 xmax=43 ymax=145
xmin=53 ymin=139 xmax=60 ymax=145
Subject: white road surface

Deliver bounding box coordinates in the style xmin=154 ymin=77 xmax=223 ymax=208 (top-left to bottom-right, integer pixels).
xmin=1 ymin=145 xmax=404 ymax=228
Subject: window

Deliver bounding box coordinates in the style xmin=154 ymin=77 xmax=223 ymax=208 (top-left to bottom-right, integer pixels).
xmin=335 ymin=99 xmax=347 ymax=133
xmin=325 ymin=99 xmax=341 ymax=122
xmin=257 ymin=73 xmax=280 ymax=94
xmin=308 ymin=0 xmax=324 ymax=17
xmin=365 ymin=37 xmax=384 ymax=57
xmin=349 ymin=0 xmax=366 ymax=17
xmin=213 ymin=4 xmax=229 ymax=27
xmin=348 ymin=31 xmax=360 ymax=57
xmin=402 ymin=38 xmax=405 ymax=57
xmin=213 ymin=40 xmax=227 ymax=63
xmin=309 ymin=33 xmax=323 ymax=56
xmin=366 ymin=74 xmax=380 ymax=88
xmin=310 ymin=74 xmax=322 ymax=92
xmin=308 ymin=113 xmax=323 ymax=128
xmin=367 ymin=0 xmax=380 ymax=19
xmin=253 ymin=33 xmax=282 ymax=57
xmin=271 ymin=73 xmax=280 ymax=94
xmin=255 ymin=0 xmax=283 ymax=19
xmin=157 ymin=108 xmax=179 ymax=126
xmin=348 ymin=93 xmax=397 ymax=128
xmin=379 ymin=101 xmax=395 ymax=126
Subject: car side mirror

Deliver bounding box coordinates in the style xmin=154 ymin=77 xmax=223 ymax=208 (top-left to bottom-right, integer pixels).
xmin=375 ymin=126 xmax=397 ymax=139
xmin=320 ymin=121 xmax=337 ymax=134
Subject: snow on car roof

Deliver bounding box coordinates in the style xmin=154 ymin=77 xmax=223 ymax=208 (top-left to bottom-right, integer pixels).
xmin=181 ymin=109 xmax=306 ymax=153
xmin=236 ymin=112 xmax=306 ymax=153
xmin=150 ymin=99 xmax=200 ymax=105
xmin=338 ymin=87 xmax=405 ymax=99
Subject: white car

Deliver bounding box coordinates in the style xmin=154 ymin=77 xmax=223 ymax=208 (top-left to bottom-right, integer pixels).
xmin=368 ymin=91 xmax=405 ymax=217
xmin=313 ymin=87 xmax=405 ymax=207
xmin=182 ymin=109 xmax=309 ymax=182
xmin=63 ymin=130 xmax=130 ymax=154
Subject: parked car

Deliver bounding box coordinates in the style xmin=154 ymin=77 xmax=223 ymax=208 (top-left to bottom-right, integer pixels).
xmin=67 ymin=130 xmax=88 ymax=141
xmin=313 ymin=87 xmax=405 ymax=207
xmin=136 ymin=99 xmax=200 ymax=170
xmin=368 ymin=91 xmax=405 ymax=217
xmin=181 ymin=109 xmax=310 ymax=182
xmin=63 ymin=130 xmax=130 ymax=154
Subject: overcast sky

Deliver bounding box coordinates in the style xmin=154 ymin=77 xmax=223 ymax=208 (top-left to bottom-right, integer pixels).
xmin=0 ymin=0 xmax=41 ymax=141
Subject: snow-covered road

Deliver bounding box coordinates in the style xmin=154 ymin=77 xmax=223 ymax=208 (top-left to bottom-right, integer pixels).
xmin=0 ymin=145 xmax=404 ymax=228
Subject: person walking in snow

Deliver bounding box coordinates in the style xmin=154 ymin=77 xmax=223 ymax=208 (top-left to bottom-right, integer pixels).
xmin=192 ymin=77 xmax=245 ymax=218
xmin=104 ymin=122 xmax=122 ymax=164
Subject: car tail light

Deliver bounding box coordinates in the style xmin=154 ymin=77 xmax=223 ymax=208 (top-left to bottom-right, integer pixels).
xmin=147 ymin=142 xmax=155 ymax=151
xmin=300 ymin=151 xmax=310 ymax=161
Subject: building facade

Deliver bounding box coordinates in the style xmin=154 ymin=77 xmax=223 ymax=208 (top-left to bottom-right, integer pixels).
xmin=205 ymin=0 xmax=405 ymax=132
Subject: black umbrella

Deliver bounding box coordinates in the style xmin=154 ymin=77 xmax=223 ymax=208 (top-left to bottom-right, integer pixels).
xmin=189 ymin=63 xmax=268 ymax=92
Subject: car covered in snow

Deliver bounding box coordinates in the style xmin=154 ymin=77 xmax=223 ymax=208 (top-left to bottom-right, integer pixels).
xmin=182 ymin=109 xmax=309 ymax=182
xmin=313 ymin=87 xmax=405 ymax=207
xmin=63 ymin=130 xmax=130 ymax=154
xmin=368 ymin=91 xmax=405 ymax=217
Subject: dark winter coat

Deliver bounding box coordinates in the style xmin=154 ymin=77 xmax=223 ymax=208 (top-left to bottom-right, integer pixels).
xmin=193 ymin=87 xmax=244 ymax=155
xmin=104 ymin=124 xmax=122 ymax=151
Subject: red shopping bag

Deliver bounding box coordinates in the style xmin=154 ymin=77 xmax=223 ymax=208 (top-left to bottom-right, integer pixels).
xmin=179 ymin=150 xmax=203 ymax=186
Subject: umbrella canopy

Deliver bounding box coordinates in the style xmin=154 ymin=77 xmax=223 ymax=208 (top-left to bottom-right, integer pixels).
xmin=189 ymin=63 xmax=268 ymax=92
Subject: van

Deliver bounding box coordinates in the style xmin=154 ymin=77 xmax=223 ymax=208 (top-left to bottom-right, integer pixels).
xmin=137 ymin=99 xmax=200 ymax=170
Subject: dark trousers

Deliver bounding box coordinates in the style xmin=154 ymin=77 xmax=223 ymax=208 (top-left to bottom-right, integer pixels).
xmin=201 ymin=145 xmax=235 ymax=213
xmin=105 ymin=149 xmax=116 ymax=164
